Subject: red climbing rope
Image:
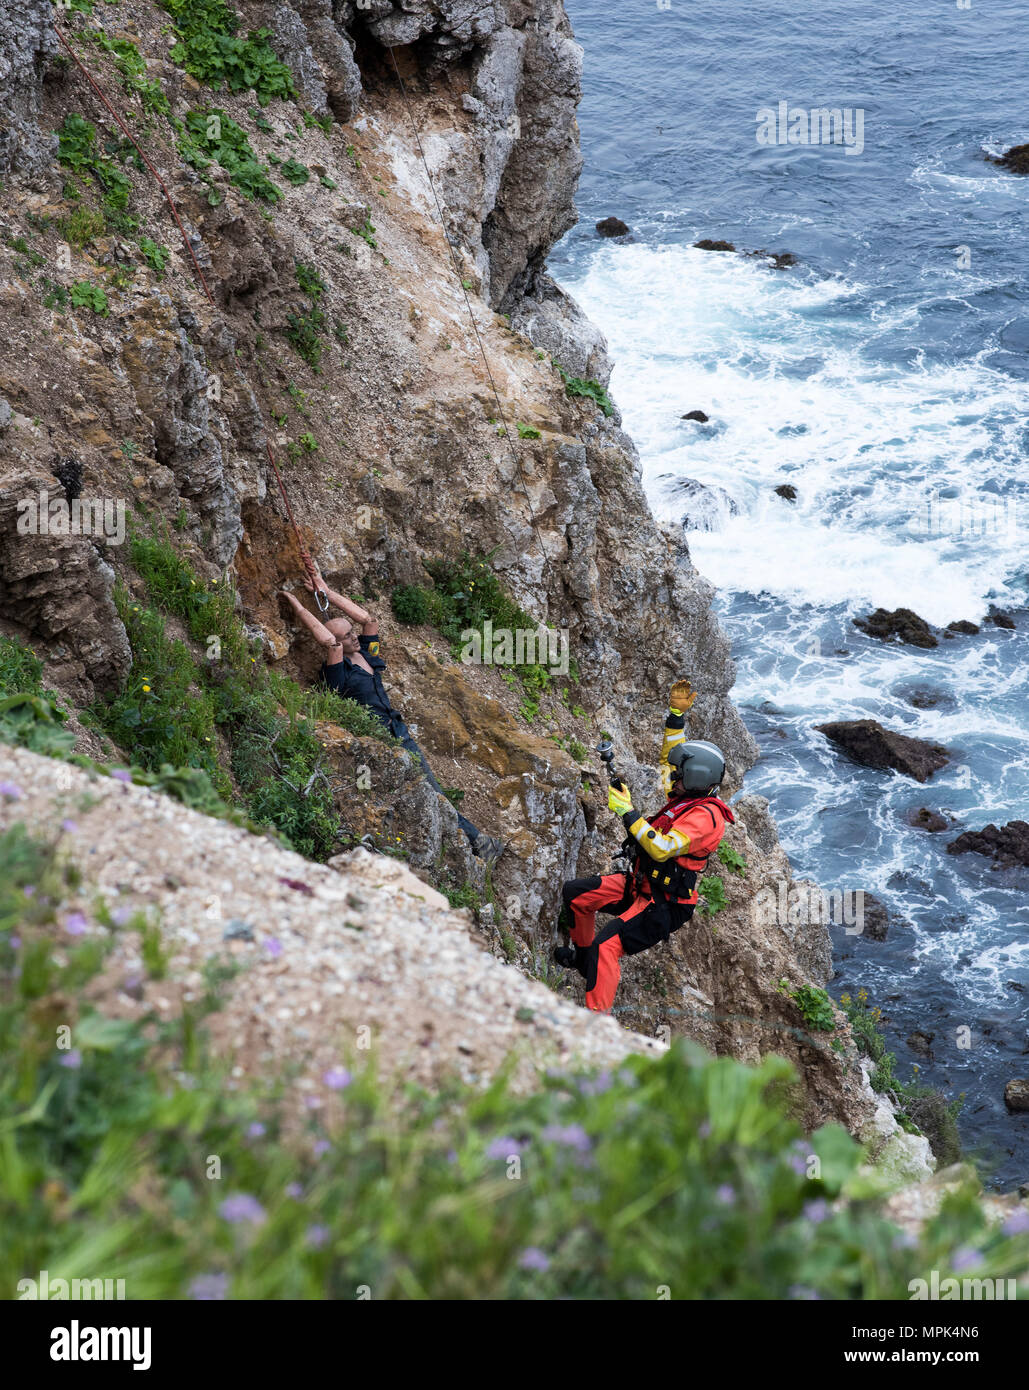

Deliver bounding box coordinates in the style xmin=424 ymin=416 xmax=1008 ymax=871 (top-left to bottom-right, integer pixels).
xmin=53 ymin=21 xmax=215 ymax=307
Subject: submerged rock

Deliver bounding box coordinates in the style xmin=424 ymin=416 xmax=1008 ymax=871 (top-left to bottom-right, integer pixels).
xmin=681 ymin=409 xmax=710 ymax=423
xmin=816 ymin=719 xmax=949 ymax=783
xmin=894 ymin=684 xmax=958 ymax=712
xmin=986 ymin=606 xmax=1016 ymax=630
xmin=674 ymin=477 xmax=740 ymax=532
xmin=693 ymin=238 xmax=736 ymax=252
xmin=596 ymin=216 xmax=630 ymax=238
xmin=1004 ymin=1079 xmax=1029 ymax=1112
xmin=947 ymin=820 xmax=1029 ymax=869
xmin=747 ymin=249 xmax=799 ymax=270
xmin=853 ymin=607 xmax=937 ymax=649
xmin=774 ymin=484 xmax=798 ymax=501
xmin=945 ymin=620 xmax=980 ymax=636
xmin=907 ymin=807 xmax=948 ymax=832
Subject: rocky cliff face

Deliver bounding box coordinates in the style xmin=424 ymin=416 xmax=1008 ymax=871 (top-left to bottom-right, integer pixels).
xmin=0 ymin=0 xmax=914 ymax=1149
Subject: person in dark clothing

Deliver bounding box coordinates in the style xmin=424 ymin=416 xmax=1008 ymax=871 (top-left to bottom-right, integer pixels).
xmin=280 ymin=567 xmax=504 ymax=863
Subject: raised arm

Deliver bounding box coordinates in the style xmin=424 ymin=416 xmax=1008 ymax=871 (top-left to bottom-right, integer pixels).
xmin=659 ymin=679 xmax=696 ymax=796
xmin=303 ymin=565 xmax=377 ymax=635
xmin=280 ymin=590 xmax=340 ymax=652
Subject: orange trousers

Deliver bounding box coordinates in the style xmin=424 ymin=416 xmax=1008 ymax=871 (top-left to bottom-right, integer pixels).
xmin=562 ymin=874 xmax=663 ymax=1014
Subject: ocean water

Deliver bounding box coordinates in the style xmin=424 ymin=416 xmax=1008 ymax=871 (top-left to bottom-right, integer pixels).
xmin=557 ymin=0 xmax=1029 ymax=1186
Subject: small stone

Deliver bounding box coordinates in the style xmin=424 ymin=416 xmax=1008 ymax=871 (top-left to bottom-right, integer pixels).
xmin=693 ymin=238 xmax=736 ymax=252
xmin=223 ymin=919 xmax=256 ymax=941
xmin=596 ymin=216 xmax=630 ymax=237
xmin=1004 ymin=1079 xmax=1029 ymax=1112
xmin=907 ymin=807 xmax=948 ymax=833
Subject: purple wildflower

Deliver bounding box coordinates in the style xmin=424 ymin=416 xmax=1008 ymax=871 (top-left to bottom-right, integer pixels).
xmin=111 ymin=769 xmax=132 ymax=784
xmin=542 ymin=1123 xmax=591 ymax=1153
xmin=189 ymin=1272 xmax=229 ymax=1301
xmin=789 ymin=1154 xmax=809 ymax=1176
xmin=446 ymin=1149 xmax=458 ymax=1163
xmin=60 ymin=819 xmax=78 ymax=833
xmin=219 ymin=1193 xmax=267 ymax=1227
xmin=579 ymin=1070 xmax=613 ymax=1097
xmin=313 ymin=1139 xmax=330 ymax=1157
xmin=715 ymin=1184 xmax=736 ymax=1206
xmin=1002 ymin=1207 xmax=1029 ymax=1237
xmin=264 ymin=937 xmax=283 ymax=958
xmin=306 ymin=1224 xmax=330 ymax=1249
xmin=518 ymin=1247 xmax=550 ymax=1272
xmin=486 ymin=1137 xmax=525 ymax=1160
xmin=247 ymin=1122 xmax=266 ymax=1139
xmin=305 ymin=1095 xmax=323 ymax=1110
xmin=9 ymin=934 xmax=20 ymax=950
xmin=698 ymin=1120 xmax=712 ymax=1139
xmin=64 ymin=912 xmax=87 ymax=937
xmin=285 ymin=1182 xmax=303 ymax=1199
xmin=59 ymin=1049 xmax=82 ymax=1069
xmin=0 ymin=781 xmax=23 ymax=800
xmin=803 ymin=1199 xmax=829 ymax=1224
xmin=23 ymin=886 xmax=35 ymax=898
xmin=952 ymin=1246 xmax=981 ymax=1272
xmin=323 ymin=1067 xmax=352 ymax=1091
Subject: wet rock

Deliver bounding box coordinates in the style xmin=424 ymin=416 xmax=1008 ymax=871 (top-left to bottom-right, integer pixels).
xmin=907 ymin=807 xmax=948 ymax=833
xmin=986 ymin=606 xmax=1016 ymax=630
xmin=595 ymin=216 xmax=630 ymax=238
xmin=1004 ymin=1079 xmax=1029 ymax=1112
xmin=945 ymin=620 xmax=980 ymax=635
xmin=693 ymin=238 xmax=736 ymax=252
xmin=749 ymin=249 xmax=798 ymax=269
xmin=907 ymin=1031 xmax=935 ymax=1058
xmin=675 ymin=477 xmax=740 ymax=532
xmin=894 ymin=684 xmax=957 ymax=712
xmin=774 ymin=484 xmax=798 ymax=500
xmin=816 ymin=719 xmax=950 ymax=783
xmin=989 ymin=143 xmax=1029 ymax=175
xmin=681 ymin=409 xmax=710 ymax=423
xmin=861 ymin=893 xmax=892 ymax=941
xmin=51 ymin=456 xmax=83 ymax=504
xmin=947 ymin=820 xmax=1029 ymax=869
xmin=853 ymin=607 xmax=937 ymax=649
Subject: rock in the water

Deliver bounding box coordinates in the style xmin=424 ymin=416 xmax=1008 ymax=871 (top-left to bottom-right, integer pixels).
xmin=987 ymin=606 xmax=1016 ymax=630
xmin=990 ymin=143 xmax=1029 ymax=175
xmin=907 ymin=807 xmax=948 ymax=833
xmin=816 ymin=719 xmax=950 ymax=783
xmin=596 ymin=216 xmax=630 ymax=238
xmin=946 ymin=620 xmax=980 ymax=635
xmin=1004 ymin=1079 xmax=1029 ymax=1112
xmin=774 ymin=484 xmax=798 ymax=501
xmin=674 ymin=477 xmax=740 ymax=532
xmin=894 ymin=684 xmax=957 ymax=712
xmin=861 ymin=892 xmax=893 ymax=941
xmin=907 ymin=1031 xmax=935 ymax=1058
xmin=853 ymin=607 xmax=937 ymax=649
xmin=748 ymin=249 xmax=799 ymax=269
xmin=947 ymin=821 xmax=1029 ymax=869
xmin=693 ymin=238 xmax=736 ymax=252
xmin=681 ymin=409 xmax=709 ymax=423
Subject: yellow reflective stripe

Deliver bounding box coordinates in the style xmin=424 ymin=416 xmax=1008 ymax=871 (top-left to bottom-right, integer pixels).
xmin=367 ymin=641 xmax=380 ymax=655
xmin=633 ymin=823 xmax=691 ymax=863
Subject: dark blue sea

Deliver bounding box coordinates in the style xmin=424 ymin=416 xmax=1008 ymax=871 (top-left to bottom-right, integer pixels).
xmin=557 ymin=0 xmax=1029 ymax=1187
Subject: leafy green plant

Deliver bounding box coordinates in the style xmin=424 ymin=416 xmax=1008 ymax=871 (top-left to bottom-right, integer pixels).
xmin=695 ymin=874 xmax=728 ymax=916
xmin=390 ymin=585 xmax=433 ymax=626
xmin=782 ymin=981 xmax=836 ymax=1033
xmin=516 ymin=422 xmax=541 ymax=439
xmin=60 ymin=206 xmax=106 ymax=248
xmin=295 ymin=261 xmax=326 ymax=300
xmin=69 ymin=281 xmax=109 ymax=316
xmin=285 ymin=306 xmax=326 ymax=370
xmin=179 ymin=109 xmax=280 ymax=203
xmin=160 ymin=0 xmax=296 ymax=105
xmin=280 ymin=158 xmax=310 ymax=186
xmin=139 ymin=237 xmax=170 ymax=274
xmin=556 ymin=364 xmax=615 ymax=418
xmin=352 ymin=218 xmax=377 ymax=248
xmin=716 ymin=841 xmax=747 ymax=877
xmin=57 ymin=113 xmax=133 ymax=215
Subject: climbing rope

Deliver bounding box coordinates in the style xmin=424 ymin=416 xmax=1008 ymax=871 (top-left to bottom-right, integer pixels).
xmin=385 ymin=46 xmax=556 ymax=588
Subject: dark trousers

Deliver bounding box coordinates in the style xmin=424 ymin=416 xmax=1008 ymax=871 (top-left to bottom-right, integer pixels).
xmin=389 ymin=714 xmax=480 ymax=844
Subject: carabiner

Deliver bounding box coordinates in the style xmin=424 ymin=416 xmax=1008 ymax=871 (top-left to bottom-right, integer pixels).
xmin=315 ymin=587 xmax=330 ymax=613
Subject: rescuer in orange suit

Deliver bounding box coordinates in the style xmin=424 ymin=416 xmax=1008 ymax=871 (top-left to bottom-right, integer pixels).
xmin=554 ymin=681 xmax=734 ymax=1014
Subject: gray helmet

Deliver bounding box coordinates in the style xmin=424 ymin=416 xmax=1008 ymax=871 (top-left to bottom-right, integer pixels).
xmin=668 ymin=740 xmax=726 ymax=794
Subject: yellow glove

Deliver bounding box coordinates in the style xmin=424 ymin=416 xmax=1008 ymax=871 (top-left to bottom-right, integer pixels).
xmin=608 ymin=781 xmax=633 ymax=816
xmin=669 ymin=679 xmax=697 ymax=715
